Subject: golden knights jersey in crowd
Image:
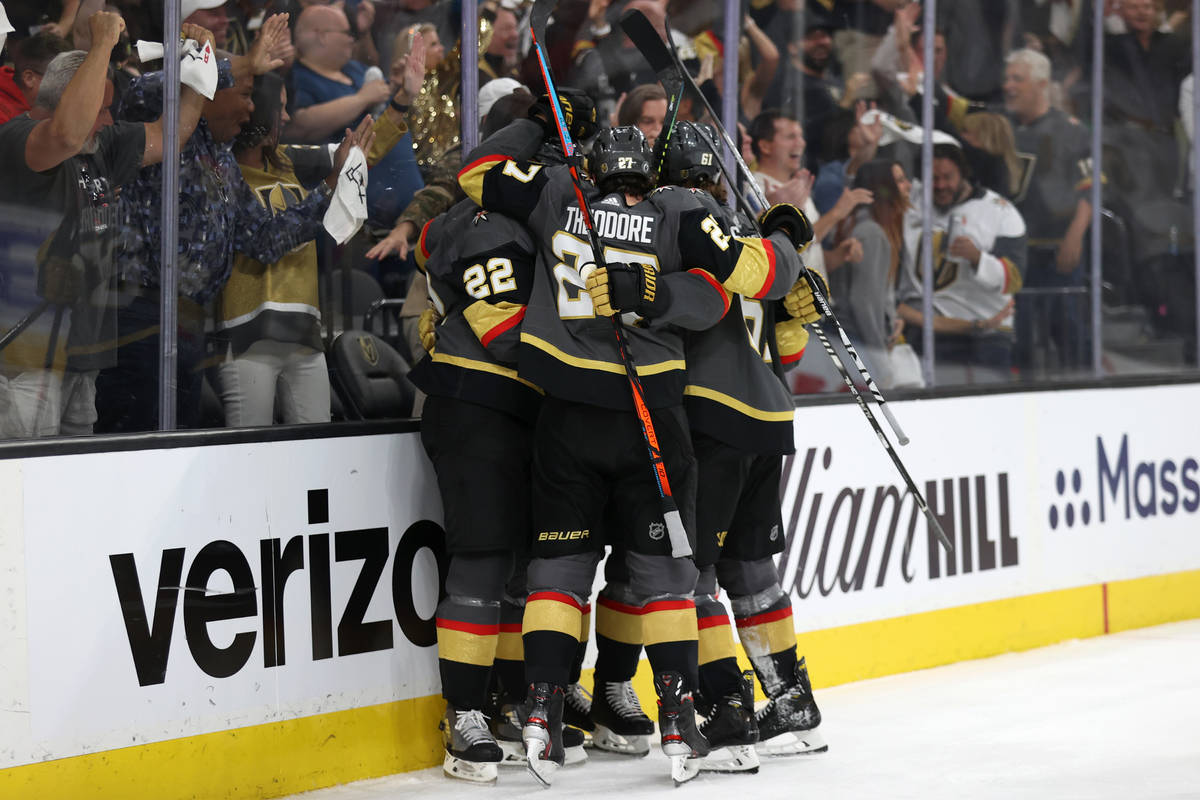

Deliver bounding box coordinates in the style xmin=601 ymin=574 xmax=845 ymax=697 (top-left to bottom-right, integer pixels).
xmin=457 ymin=119 xmax=800 ymax=411
xmin=409 ymin=198 xmax=542 ymax=422
xmin=904 ymin=186 xmax=1027 ymax=325
xmin=1010 ymin=108 xmax=1095 ymax=246
xmin=682 ymin=195 xmax=802 ymax=455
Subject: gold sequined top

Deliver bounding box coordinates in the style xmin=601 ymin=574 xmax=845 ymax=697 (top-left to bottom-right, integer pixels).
xmin=410 ymin=16 xmax=493 ymax=174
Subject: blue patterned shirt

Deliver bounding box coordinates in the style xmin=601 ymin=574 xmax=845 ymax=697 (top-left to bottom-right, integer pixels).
xmin=116 ymin=65 xmax=332 ymax=303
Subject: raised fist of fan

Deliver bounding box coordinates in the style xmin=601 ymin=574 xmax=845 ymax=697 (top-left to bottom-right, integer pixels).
xmin=585 ymin=262 xmax=669 ymax=319
xmin=759 ymin=203 xmax=814 ymax=250
xmin=782 ymin=270 xmax=829 ymax=325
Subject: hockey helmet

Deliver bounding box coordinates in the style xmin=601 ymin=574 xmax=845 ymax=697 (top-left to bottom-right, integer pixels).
xmin=588 ymin=125 xmax=653 ymax=181
xmin=665 ymin=121 xmax=723 ymax=185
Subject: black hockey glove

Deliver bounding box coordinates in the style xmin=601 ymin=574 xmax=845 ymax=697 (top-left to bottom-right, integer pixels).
xmin=782 ymin=269 xmax=830 ymax=324
xmin=585 ymin=262 xmax=670 ymax=319
xmin=528 ymin=88 xmax=599 ymax=142
xmin=759 ymin=203 xmax=815 ymax=251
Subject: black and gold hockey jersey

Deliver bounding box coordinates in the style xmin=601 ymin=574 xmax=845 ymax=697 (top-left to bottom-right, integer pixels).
xmin=1011 ymin=108 xmax=1095 ymax=245
xmin=408 ymin=197 xmax=542 ymax=422
xmin=457 ymin=119 xmax=801 ymax=410
xmin=684 ymin=194 xmax=800 ymax=455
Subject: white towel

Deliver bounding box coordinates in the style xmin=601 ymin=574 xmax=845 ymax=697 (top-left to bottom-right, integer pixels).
xmin=860 ymin=108 xmax=960 ymax=149
xmin=323 ymin=146 xmax=368 ymax=245
xmin=0 ymin=2 xmax=14 ymax=57
xmin=135 ymin=38 xmax=219 ymax=100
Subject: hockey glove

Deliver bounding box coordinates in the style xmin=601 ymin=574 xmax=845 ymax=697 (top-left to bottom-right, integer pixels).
xmin=417 ymin=307 xmax=438 ymax=353
xmin=585 ymin=262 xmax=670 ymax=319
xmin=774 ymin=317 xmax=810 ymax=364
xmin=759 ymin=203 xmax=814 ymax=251
xmin=782 ymin=270 xmax=830 ymax=325
xmin=528 ymin=88 xmax=599 ymax=141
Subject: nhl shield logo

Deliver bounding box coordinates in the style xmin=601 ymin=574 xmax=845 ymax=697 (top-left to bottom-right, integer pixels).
xmin=648 ymin=521 xmax=665 ymax=541
xmin=357 ymin=335 xmax=379 ymax=366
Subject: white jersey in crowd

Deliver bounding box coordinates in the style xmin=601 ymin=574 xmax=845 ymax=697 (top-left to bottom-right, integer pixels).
xmin=753 ymin=171 xmax=827 ymax=278
xmin=903 ymin=184 xmax=1027 ymax=326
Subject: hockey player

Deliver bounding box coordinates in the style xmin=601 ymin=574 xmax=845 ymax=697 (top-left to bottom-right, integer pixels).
xmin=410 ymin=91 xmax=597 ymax=781
xmin=458 ymin=108 xmax=806 ymax=784
xmin=665 ymin=121 xmax=830 ymax=761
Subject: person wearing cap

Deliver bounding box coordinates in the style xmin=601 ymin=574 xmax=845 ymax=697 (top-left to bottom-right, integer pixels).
xmin=183 ymin=0 xmax=231 ymax=48
xmin=763 ymin=7 xmax=864 ymax=165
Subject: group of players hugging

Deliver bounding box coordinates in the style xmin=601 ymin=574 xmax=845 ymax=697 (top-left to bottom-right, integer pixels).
xmin=410 ymin=86 xmax=830 ymax=786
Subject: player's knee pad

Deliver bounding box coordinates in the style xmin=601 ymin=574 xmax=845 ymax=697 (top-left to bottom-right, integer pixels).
xmin=526 ymin=551 xmax=602 ymax=605
xmin=624 ymin=551 xmax=699 ymax=601
xmin=444 ymin=551 xmax=513 ymax=602
xmin=716 ymin=557 xmax=785 ymax=615
xmin=694 ymin=564 xmax=718 ymax=598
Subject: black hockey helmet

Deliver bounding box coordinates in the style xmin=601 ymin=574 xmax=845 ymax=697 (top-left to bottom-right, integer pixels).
xmin=588 ymin=125 xmax=653 ymax=181
xmin=664 ymin=121 xmax=722 ymax=186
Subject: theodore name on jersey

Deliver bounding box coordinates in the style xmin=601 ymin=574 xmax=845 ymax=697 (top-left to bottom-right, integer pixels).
xmin=563 ymin=204 xmax=655 ymax=245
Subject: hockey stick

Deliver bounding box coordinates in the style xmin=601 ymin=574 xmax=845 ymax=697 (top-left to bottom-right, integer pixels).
xmin=618 ymin=10 xmax=684 ymax=183
xmin=628 ymin=23 xmax=950 ymax=556
xmin=0 ymin=299 xmax=50 ymax=355
xmin=529 ymin=0 xmax=692 ymax=560
xmin=654 ymin=19 xmax=911 ymax=449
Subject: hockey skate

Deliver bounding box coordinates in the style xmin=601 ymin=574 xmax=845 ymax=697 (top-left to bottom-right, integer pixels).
xmin=589 ymin=680 xmax=655 ymax=756
xmin=699 ymin=671 xmax=760 ymax=774
xmin=490 ymin=691 xmax=587 ymax=767
xmin=564 ymin=681 xmax=596 ymax=734
xmin=755 ymin=658 xmax=828 ymax=756
xmin=438 ymin=705 xmax=503 ymax=783
xmin=522 ymin=682 xmax=565 ymax=787
xmin=653 ymin=671 xmax=710 ymax=786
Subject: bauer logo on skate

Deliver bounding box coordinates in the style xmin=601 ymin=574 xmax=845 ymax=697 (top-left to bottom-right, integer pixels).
xmin=776 ymin=446 xmax=1018 ymax=600
xmin=1047 ymin=434 xmax=1200 ymax=529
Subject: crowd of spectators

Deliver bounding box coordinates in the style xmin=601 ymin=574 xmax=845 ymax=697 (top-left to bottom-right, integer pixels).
xmin=0 ymin=0 xmax=1196 ymax=439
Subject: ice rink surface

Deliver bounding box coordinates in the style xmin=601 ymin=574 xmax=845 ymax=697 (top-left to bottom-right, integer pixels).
xmin=290 ymin=619 xmax=1200 ymax=800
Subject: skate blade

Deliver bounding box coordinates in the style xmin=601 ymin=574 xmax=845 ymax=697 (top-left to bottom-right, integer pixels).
xmin=700 ymin=744 xmax=760 ymax=773
xmin=443 ymin=752 xmax=499 ymax=783
xmin=756 ymin=726 xmax=828 ymax=757
xmin=564 ymin=743 xmax=588 ymax=766
xmin=525 ymin=738 xmax=559 ymax=788
xmin=593 ymin=725 xmax=651 ymax=756
xmin=497 ymin=738 xmax=527 ymax=766
xmin=670 ymin=755 xmax=703 ymax=786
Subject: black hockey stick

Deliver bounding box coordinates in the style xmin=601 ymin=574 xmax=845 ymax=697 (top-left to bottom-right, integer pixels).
xmin=618 ymin=10 xmax=684 ymax=183
xmin=530 ymin=0 xmax=692 ymax=560
xmin=0 ymin=299 xmax=50 ymax=355
xmin=630 ymin=24 xmax=951 ymax=556
xmin=654 ymin=20 xmax=912 ymax=450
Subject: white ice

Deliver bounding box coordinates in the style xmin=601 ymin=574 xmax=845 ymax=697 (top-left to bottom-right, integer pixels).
xmin=288 ymin=619 xmax=1200 ymax=800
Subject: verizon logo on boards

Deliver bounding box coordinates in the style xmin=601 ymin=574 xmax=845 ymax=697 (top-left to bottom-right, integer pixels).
xmin=778 ymin=447 xmax=1019 ymax=598
xmin=108 ymin=489 xmax=447 ymax=687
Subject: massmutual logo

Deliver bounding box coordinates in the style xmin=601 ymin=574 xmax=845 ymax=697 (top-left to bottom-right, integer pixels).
xmin=1048 ymin=434 xmax=1200 ymax=529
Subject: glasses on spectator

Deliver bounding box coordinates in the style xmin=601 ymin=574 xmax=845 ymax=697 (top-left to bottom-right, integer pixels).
xmin=320 ymin=28 xmax=355 ymax=40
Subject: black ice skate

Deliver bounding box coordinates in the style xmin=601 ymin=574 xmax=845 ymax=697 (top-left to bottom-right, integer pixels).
xmin=589 ymin=680 xmax=655 ymax=756
xmin=755 ymin=657 xmax=828 ymax=756
xmin=522 ymin=682 xmax=566 ymax=787
xmin=699 ymin=671 xmax=760 ymax=774
xmin=653 ymin=671 xmax=710 ymax=786
xmin=438 ymin=704 xmax=503 ymax=783
xmin=564 ymin=681 xmax=596 ymax=733
xmin=489 ymin=690 xmax=587 ymax=767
